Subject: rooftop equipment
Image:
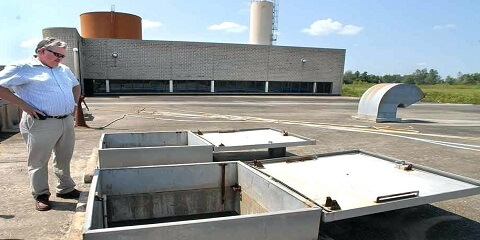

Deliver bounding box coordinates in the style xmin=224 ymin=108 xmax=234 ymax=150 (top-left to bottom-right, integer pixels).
xmin=84 ymin=161 xmax=321 ymax=239
xmin=97 ymin=128 xmax=315 ymax=168
xmin=357 ymin=83 xmax=425 ymax=122
xmin=84 ymin=150 xmax=480 ymax=239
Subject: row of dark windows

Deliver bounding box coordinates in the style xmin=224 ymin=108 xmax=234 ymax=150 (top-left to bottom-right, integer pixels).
xmin=85 ymin=79 xmax=332 ymax=95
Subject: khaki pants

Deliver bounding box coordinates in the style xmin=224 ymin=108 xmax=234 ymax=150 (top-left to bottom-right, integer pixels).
xmin=19 ymin=112 xmax=76 ymax=199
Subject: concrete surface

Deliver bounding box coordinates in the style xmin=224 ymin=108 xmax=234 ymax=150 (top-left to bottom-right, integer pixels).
xmin=0 ymin=95 xmax=479 ymax=240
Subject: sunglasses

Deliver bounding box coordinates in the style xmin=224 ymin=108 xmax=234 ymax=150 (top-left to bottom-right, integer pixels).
xmin=46 ymin=49 xmax=65 ymax=59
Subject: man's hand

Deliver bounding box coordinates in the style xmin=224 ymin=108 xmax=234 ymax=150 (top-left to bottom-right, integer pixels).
xmin=19 ymin=103 xmax=45 ymax=119
xmin=0 ymin=86 xmax=44 ymax=119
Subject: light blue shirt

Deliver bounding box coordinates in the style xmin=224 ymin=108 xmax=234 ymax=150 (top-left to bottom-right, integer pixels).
xmin=0 ymin=58 xmax=79 ymax=116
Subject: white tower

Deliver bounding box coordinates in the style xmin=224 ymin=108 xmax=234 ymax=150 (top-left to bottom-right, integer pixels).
xmin=249 ymin=0 xmax=276 ymax=45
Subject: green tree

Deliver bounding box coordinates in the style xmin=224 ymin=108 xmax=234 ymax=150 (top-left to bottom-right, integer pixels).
xmin=403 ymin=74 xmax=415 ymax=84
xmin=369 ymin=74 xmax=381 ymax=83
xmin=343 ymin=68 xmax=478 ymax=86
xmin=425 ymin=69 xmax=442 ymax=84
xmin=445 ymin=76 xmax=457 ymax=84
xmin=354 ymin=71 xmax=360 ymax=79
xmin=343 ymin=70 xmax=357 ymax=84
xmin=458 ymin=73 xmax=480 ymax=84
xmin=413 ymin=69 xmax=429 ymax=84
xmin=382 ymin=74 xmax=403 ymax=83
xmin=361 ymin=71 xmax=369 ymax=82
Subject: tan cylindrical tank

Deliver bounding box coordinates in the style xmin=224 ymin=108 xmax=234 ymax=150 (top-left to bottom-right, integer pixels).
xmin=80 ymin=11 xmax=142 ymax=39
xmin=249 ymin=0 xmax=274 ymax=45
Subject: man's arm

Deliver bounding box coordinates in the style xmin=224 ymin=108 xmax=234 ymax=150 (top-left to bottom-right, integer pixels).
xmin=73 ymin=85 xmax=81 ymax=105
xmin=0 ymin=86 xmax=44 ymax=118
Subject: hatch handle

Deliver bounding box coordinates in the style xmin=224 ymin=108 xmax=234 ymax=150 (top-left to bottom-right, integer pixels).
xmin=375 ymin=191 xmax=419 ymax=203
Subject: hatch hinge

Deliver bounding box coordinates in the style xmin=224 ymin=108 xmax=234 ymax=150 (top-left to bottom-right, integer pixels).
xmin=232 ymin=184 xmax=242 ymax=192
xmin=324 ymin=196 xmax=341 ymax=210
xmin=285 ymin=156 xmax=314 ymax=163
xmin=252 ymin=159 xmax=264 ymax=169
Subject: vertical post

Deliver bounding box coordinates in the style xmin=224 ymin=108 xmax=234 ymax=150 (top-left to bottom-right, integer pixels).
xmin=72 ymin=48 xmax=83 ymax=94
xmin=220 ymin=163 xmax=226 ymax=206
xmin=105 ymin=80 xmax=110 ymax=93
xmin=313 ymin=82 xmax=317 ymax=93
xmin=72 ymin=48 xmax=80 ymax=79
xmin=169 ymin=80 xmax=173 ymax=93
xmin=265 ymin=81 xmax=269 ymax=93
xmin=211 ymin=80 xmax=215 ymax=93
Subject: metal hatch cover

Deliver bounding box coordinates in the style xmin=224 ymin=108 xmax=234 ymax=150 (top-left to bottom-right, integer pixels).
xmin=195 ymin=128 xmax=316 ymax=152
xmin=250 ymin=150 xmax=480 ymax=222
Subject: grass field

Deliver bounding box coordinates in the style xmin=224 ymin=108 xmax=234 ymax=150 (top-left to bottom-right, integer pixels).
xmin=342 ymin=82 xmax=480 ymax=104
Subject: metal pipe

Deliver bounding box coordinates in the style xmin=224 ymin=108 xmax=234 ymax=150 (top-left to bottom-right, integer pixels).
xmin=220 ymin=163 xmax=226 ymax=207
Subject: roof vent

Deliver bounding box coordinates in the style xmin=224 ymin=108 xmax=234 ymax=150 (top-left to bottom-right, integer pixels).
xmin=356 ymin=83 xmax=425 ymax=122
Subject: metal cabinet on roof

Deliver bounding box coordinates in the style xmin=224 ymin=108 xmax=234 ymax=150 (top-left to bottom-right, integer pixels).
xmin=250 ymin=150 xmax=480 ymax=222
xmin=97 ymin=128 xmax=316 ymax=168
xmin=84 ymin=150 xmax=480 ymax=239
xmin=84 ymin=161 xmax=321 ymax=240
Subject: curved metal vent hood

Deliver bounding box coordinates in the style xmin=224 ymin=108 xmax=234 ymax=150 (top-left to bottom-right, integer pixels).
xmin=357 ymin=83 xmax=425 ymax=122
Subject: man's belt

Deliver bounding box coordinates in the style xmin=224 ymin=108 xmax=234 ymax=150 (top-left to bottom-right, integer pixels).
xmin=38 ymin=114 xmax=70 ymax=120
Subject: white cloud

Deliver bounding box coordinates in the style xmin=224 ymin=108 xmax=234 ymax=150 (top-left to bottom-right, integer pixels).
xmin=417 ymin=62 xmax=427 ymax=66
xmin=433 ymin=24 xmax=456 ymax=30
xmin=143 ymin=19 xmax=163 ymax=29
xmin=302 ymin=18 xmax=363 ymax=36
xmin=208 ymin=22 xmax=247 ymax=33
xmin=338 ymin=25 xmax=363 ymax=35
xmin=20 ymin=37 xmax=42 ymax=48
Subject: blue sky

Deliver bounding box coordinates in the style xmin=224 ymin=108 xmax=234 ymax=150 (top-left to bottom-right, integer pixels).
xmin=1 ymin=0 xmax=479 ymax=77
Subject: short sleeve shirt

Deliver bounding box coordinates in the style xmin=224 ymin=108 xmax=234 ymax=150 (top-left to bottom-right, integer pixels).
xmin=0 ymin=58 xmax=79 ymax=116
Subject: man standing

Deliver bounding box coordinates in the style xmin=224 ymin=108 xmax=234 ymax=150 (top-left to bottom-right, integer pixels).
xmin=0 ymin=38 xmax=81 ymax=211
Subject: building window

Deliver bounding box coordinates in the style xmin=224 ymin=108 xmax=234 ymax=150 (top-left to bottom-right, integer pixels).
xmin=174 ymin=80 xmax=211 ymax=92
xmin=147 ymin=81 xmax=169 ymax=92
xmin=269 ymin=81 xmax=314 ymax=93
xmin=316 ymin=82 xmax=332 ymax=93
xmin=108 ymin=80 xmax=169 ymax=93
xmin=216 ymin=81 xmax=265 ymax=92
xmin=93 ymin=80 xmax=106 ymax=93
xmin=109 ymin=80 xmax=132 ymax=92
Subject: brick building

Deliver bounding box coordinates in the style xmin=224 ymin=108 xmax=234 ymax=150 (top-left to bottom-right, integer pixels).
xmin=43 ymin=28 xmax=346 ymax=96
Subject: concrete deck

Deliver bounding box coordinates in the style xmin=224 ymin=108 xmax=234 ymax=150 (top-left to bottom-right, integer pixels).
xmin=0 ymin=95 xmax=479 ymax=240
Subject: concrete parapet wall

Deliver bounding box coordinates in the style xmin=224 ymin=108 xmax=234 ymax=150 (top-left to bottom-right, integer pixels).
xmin=0 ymin=100 xmax=22 ymax=132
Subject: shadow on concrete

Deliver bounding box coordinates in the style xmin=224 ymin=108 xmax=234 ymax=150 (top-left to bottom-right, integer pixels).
xmin=83 ymin=127 xmax=131 ymax=131
xmin=50 ymin=201 xmax=77 ymax=212
xmin=0 ymin=132 xmax=17 ymax=143
xmin=320 ymin=204 xmax=480 ymax=240
xmin=399 ymin=119 xmax=437 ymax=123
xmin=0 ymin=214 xmax=15 ymax=219
xmin=213 ymin=150 xmax=296 ymax=162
